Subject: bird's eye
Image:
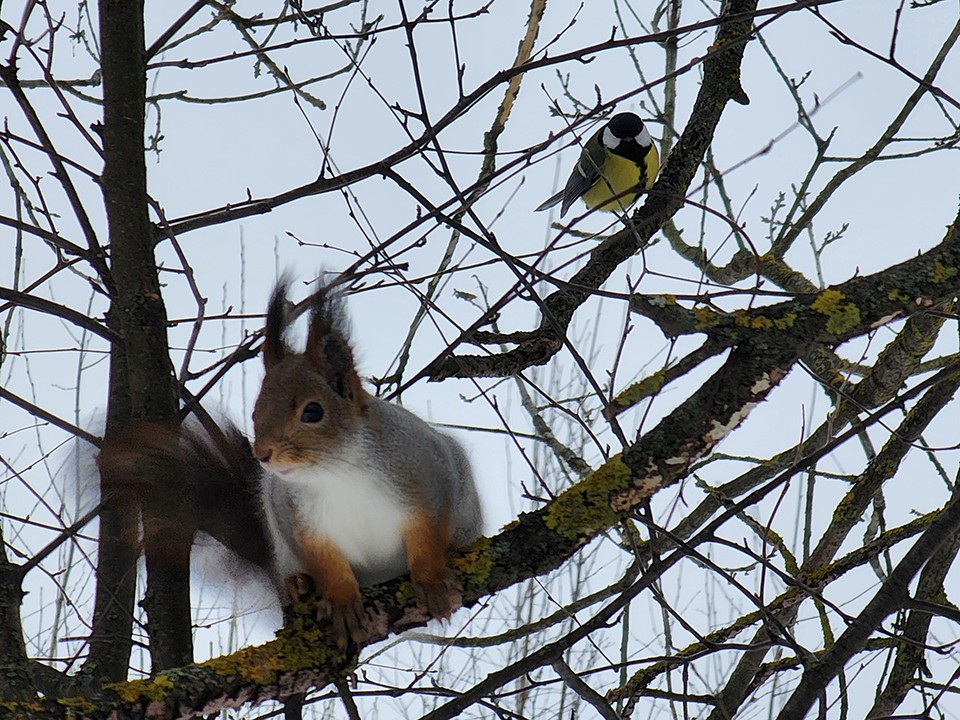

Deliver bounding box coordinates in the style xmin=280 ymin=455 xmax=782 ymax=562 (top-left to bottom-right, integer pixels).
xmin=300 ymin=402 xmax=324 ymax=423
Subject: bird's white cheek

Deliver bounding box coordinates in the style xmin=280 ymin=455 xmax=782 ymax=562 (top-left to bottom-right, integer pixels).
xmin=602 ymin=126 xmax=621 ymax=149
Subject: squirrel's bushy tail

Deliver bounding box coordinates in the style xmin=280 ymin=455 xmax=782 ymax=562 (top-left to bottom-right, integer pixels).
xmin=98 ymin=418 xmax=270 ymax=570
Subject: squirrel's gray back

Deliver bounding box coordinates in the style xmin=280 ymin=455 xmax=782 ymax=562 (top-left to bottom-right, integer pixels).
xmin=360 ymin=396 xmax=483 ymax=546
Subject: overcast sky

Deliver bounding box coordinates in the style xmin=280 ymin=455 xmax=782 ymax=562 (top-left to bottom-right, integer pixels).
xmin=2 ymin=1 xmax=959 ymax=715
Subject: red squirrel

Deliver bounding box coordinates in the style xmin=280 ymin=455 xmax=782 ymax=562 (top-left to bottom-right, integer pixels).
xmin=99 ymin=276 xmax=483 ymax=647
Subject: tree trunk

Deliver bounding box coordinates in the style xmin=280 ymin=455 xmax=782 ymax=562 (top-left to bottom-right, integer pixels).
xmin=92 ymin=0 xmax=192 ymax=678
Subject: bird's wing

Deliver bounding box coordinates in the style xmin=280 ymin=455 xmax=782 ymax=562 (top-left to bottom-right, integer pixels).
xmin=559 ymin=140 xmax=605 ymax=216
xmin=535 ymin=189 xmax=565 ymax=213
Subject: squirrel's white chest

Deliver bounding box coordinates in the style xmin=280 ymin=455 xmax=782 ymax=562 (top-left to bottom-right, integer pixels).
xmin=272 ymin=460 xmax=410 ymax=585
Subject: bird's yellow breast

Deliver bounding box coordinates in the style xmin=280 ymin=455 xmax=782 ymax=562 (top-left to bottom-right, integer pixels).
xmin=582 ymin=150 xmax=654 ymax=213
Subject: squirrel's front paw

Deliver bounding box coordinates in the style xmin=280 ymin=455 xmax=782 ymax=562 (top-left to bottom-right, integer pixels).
xmin=284 ymin=573 xmax=369 ymax=648
xmin=318 ymin=595 xmax=370 ymax=649
xmin=412 ymin=567 xmax=462 ymax=621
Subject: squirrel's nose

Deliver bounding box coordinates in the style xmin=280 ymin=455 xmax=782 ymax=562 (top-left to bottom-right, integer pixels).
xmin=252 ymin=443 xmax=272 ymax=463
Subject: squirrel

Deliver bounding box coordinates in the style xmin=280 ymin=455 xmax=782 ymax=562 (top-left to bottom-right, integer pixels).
xmin=98 ymin=276 xmax=484 ymax=648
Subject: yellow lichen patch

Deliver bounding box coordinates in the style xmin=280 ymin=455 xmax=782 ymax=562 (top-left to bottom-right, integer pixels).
xmin=106 ymin=675 xmax=173 ymax=704
xmin=109 ymin=641 xmax=312 ymax=705
xmin=732 ymin=311 xmax=796 ymax=331
xmin=737 ymin=312 xmax=784 ymax=330
xmin=810 ymin=289 xmax=861 ymax=335
xmin=732 ymin=311 xmax=753 ymax=328
xmin=199 ymin=648 xmax=265 ymax=683
xmin=56 ymin=697 xmax=97 ymax=715
xmin=694 ymin=307 xmax=720 ymax=329
xmin=104 ymin=679 xmax=139 ymax=704
xmin=887 ymin=288 xmax=911 ymax=303
xmin=200 ymin=636 xmax=327 ymax=685
xmin=932 ymin=261 xmax=958 ymax=283
xmin=773 ymin=313 xmax=797 ymax=330
xmin=396 ymin=579 xmax=420 ymax=606
xmin=97 ymin=632 xmax=346 ymax=720
xmin=452 ymin=535 xmax=493 ymax=585
xmin=543 ymin=456 xmax=633 ymax=540
xmin=608 ymin=371 xmax=666 ymax=415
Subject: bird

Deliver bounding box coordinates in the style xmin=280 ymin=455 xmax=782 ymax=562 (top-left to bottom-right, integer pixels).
xmin=535 ymin=112 xmax=659 ymax=217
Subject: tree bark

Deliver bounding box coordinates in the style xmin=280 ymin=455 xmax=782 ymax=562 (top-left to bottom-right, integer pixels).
xmin=93 ymin=0 xmax=192 ymax=678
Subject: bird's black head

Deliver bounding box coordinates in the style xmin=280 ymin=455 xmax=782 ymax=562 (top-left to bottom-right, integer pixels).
xmin=601 ymin=112 xmax=651 ymax=163
xmin=605 ymin=112 xmax=644 ymax=141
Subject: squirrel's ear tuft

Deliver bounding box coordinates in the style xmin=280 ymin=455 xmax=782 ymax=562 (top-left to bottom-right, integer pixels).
xmin=306 ymin=282 xmax=364 ymax=404
xmin=263 ymin=276 xmax=292 ymax=369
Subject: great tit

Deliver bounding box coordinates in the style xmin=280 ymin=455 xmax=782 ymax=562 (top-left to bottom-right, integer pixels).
xmin=536 ymin=112 xmax=659 ymax=217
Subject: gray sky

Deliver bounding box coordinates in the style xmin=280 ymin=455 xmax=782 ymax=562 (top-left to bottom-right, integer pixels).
xmin=2 ymin=1 xmax=959 ymax=715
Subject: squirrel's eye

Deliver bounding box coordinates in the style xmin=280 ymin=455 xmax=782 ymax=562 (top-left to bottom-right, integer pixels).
xmin=300 ymin=402 xmax=324 ymax=423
